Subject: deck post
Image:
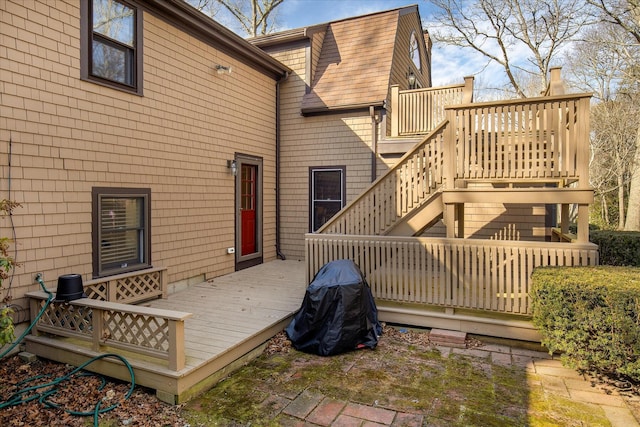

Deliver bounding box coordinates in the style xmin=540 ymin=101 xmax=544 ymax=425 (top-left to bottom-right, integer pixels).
xmin=445 ymin=204 xmax=456 ymax=238
xmin=29 ymin=298 xmax=42 ymax=336
xmin=456 ymin=204 xmax=465 ymax=238
xmin=92 ymin=306 xmax=104 ymax=352
xmin=444 ymin=108 xmax=458 ymax=238
xmin=577 ymin=204 xmax=590 ymax=243
xmin=560 ymin=204 xmax=570 ymax=235
xmin=168 ymin=319 xmax=186 ymax=371
xmin=548 ymin=67 xmax=565 ymax=96
xmin=390 ymin=85 xmax=399 ymax=137
xmin=160 ymin=268 xmax=168 ymax=298
xmin=108 ymin=278 xmax=117 ymax=301
xmin=576 ymin=96 xmax=590 ymax=189
xmin=462 ymin=76 xmax=474 ymax=103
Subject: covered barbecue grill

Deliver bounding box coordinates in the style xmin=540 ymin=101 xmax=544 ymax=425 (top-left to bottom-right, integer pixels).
xmin=285 ymin=259 xmax=382 ymax=356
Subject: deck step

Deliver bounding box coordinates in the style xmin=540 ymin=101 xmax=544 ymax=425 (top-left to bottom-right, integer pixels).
xmin=429 ymin=329 xmax=467 ymax=348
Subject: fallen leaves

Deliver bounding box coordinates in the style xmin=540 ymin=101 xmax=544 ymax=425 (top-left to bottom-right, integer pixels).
xmin=0 ymin=354 xmax=188 ymax=426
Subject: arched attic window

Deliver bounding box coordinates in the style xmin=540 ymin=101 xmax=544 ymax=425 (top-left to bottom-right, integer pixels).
xmin=409 ymin=31 xmax=421 ymax=71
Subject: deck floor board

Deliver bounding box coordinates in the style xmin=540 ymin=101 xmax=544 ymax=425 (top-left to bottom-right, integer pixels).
xmin=25 ymin=260 xmax=308 ymax=402
xmin=146 ymin=260 xmax=306 ymax=366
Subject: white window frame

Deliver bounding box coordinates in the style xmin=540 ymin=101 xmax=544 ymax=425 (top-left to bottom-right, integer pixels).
xmin=310 ymin=167 xmax=346 ymax=232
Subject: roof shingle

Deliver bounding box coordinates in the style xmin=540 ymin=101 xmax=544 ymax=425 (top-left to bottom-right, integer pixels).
xmin=301 ymin=10 xmax=400 ymax=113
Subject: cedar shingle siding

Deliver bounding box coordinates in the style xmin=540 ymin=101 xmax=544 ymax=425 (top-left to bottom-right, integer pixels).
xmin=1 ymin=1 xmax=284 ymax=305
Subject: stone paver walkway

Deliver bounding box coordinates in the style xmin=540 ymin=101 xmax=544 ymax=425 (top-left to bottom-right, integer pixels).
xmin=269 ymin=342 xmax=640 ymax=427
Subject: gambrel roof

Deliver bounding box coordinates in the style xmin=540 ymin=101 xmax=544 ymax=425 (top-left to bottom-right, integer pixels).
xmin=300 ymin=9 xmax=400 ymax=113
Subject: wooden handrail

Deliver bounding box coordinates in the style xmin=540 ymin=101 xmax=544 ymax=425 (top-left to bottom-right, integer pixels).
xmin=444 ymin=92 xmax=591 ymax=110
xmin=27 ymin=291 xmax=192 ymax=371
xmin=317 ymin=120 xmax=449 ymax=235
xmin=391 ymin=80 xmax=471 ymax=136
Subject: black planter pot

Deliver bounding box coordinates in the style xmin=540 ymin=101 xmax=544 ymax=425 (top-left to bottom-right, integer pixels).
xmin=55 ymin=274 xmax=87 ymax=302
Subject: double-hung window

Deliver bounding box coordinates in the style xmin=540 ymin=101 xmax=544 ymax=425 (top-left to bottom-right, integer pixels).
xmin=92 ymin=188 xmax=150 ymax=277
xmin=82 ymin=0 xmax=143 ymax=94
xmin=310 ymin=167 xmax=345 ymax=232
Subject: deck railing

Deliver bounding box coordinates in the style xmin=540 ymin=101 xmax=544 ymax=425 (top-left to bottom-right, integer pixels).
xmin=318 ymin=121 xmax=448 ymax=235
xmin=83 ymin=266 xmax=168 ymax=304
xmin=27 ymin=292 xmax=192 ymax=370
xmin=390 ymin=77 xmax=474 ymax=136
xmin=319 ymin=93 xmax=592 ymax=238
xmin=25 ymin=267 xmax=184 ymax=369
xmin=305 ymin=234 xmax=598 ymax=315
xmin=446 ymin=93 xmax=591 ymax=185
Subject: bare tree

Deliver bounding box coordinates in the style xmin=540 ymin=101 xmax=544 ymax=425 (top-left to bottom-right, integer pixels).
xmin=187 ymin=0 xmax=222 ymax=17
xmin=187 ymin=0 xmax=285 ymax=37
xmin=588 ymin=0 xmax=640 ymax=43
xmin=586 ymin=0 xmax=640 ymax=230
xmin=428 ymin=0 xmax=592 ymax=98
xmin=565 ymin=3 xmax=640 ymax=230
xmin=566 ymin=25 xmax=628 ymax=101
xmin=588 ymin=96 xmax=638 ymax=229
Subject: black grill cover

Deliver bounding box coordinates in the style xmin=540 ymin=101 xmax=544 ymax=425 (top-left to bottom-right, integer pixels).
xmin=285 ymin=259 xmax=382 ymax=356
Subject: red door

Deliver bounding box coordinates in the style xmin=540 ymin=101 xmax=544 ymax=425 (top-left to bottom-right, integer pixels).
xmin=240 ymin=164 xmax=257 ymax=256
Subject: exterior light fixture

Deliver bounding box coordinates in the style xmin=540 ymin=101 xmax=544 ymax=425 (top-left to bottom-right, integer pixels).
xmin=227 ymin=159 xmax=237 ymax=176
xmin=407 ymin=69 xmax=417 ymax=89
xmin=216 ymin=64 xmax=232 ymax=75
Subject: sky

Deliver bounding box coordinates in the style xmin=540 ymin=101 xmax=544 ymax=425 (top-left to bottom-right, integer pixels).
xmin=278 ymin=0 xmax=432 ymax=29
xmin=205 ymin=0 xmax=486 ymax=88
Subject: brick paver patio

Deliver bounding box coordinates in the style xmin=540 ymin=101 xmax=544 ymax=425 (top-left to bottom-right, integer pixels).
xmin=267 ymin=343 xmax=640 ymax=427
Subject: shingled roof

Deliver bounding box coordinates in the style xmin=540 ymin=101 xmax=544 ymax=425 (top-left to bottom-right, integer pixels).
xmin=252 ymin=6 xmax=423 ymax=115
xmin=300 ymin=9 xmax=401 ymax=113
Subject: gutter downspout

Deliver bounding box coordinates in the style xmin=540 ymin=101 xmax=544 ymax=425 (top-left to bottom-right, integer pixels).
xmin=370 ymin=105 xmax=382 ymax=182
xmin=276 ymin=72 xmax=289 ymax=260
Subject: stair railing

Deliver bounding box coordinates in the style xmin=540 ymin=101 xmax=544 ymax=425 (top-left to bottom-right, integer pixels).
xmin=317 ymin=120 xmax=449 ymax=236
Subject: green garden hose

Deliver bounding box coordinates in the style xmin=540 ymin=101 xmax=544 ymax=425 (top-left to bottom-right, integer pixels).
xmin=0 ymin=274 xmax=136 ymax=427
xmin=1 ymin=352 xmax=136 ymax=426
xmin=0 ymin=273 xmax=53 ymax=359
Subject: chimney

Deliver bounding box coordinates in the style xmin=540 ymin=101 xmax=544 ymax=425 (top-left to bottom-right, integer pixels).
xmin=423 ymin=30 xmax=433 ymax=87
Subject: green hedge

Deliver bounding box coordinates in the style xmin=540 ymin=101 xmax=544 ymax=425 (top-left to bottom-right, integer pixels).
xmin=531 ymin=266 xmax=640 ymax=381
xmin=590 ymin=230 xmax=640 ymax=266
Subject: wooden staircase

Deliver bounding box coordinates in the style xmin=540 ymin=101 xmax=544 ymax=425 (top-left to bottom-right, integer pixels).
xmin=306 ymin=80 xmax=597 ymax=337
xmin=318 ymin=92 xmax=593 ymax=242
xmin=317 ymin=121 xmax=448 ymax=236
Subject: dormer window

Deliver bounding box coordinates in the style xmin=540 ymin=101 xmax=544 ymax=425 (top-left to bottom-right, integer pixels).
xmin=409 ymin=31 xmax=421 ymax=71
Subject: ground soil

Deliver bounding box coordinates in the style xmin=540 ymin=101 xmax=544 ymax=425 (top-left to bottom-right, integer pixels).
xmin=0 ymin=326 xmax=471 ymax=427
xmin=1 ymin=326 xmax=638 ymax=426
xmin=0 ymin=352 xmax=188 ymax=426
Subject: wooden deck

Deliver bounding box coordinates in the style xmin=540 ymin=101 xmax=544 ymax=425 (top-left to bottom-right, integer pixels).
xmin=25 ymin=260 xmax=306 ymax=404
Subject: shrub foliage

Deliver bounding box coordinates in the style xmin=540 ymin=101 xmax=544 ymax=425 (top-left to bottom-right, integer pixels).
xmin=590 ymin=230 xmax=640 ymax=266
xmin=531 ymin=266 xmax=640 ymax=382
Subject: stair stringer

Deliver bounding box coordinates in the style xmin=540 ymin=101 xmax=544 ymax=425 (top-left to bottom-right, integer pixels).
xmin=383 ymin=190 xmax=444 ymax=237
